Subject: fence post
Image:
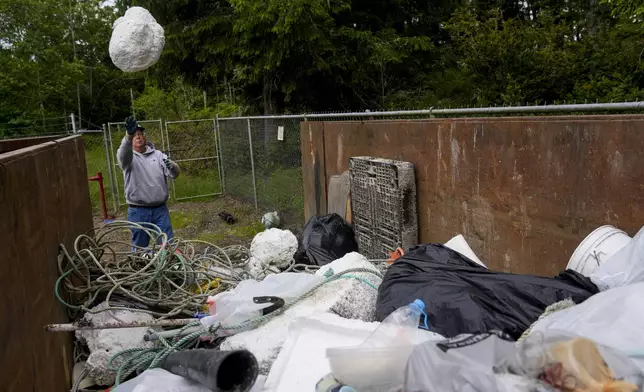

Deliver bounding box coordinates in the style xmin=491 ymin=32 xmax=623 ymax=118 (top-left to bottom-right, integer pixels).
xmin=103 ymin=124 xmax=118 ymax=215
xmin=107 ymin=122 xmax=122 ymax=208
xmin=71 ymin=113 xmax=77 ymax=133
xmin=215 ymin=115 xmax=225 ymax=193
xmin=164 ymin=120 xmax=177 ymax=201
xmin=246 ymin=118 xmax=258 ymax=210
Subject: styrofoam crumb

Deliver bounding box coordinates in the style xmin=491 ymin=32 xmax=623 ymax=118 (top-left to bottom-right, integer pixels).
xmin=76 ymin=302 xmax=155 ymax=386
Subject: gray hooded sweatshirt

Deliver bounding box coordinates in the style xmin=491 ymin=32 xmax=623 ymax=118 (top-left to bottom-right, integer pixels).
xmin=117 ymin=136 xmax=180 ymax=206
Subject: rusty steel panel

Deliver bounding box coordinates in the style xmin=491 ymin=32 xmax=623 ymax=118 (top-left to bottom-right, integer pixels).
xmin=0 ymin=135 xmax=92 ymax=392
xmin=304 ymin=115 xmax=644 ymax=276
xmin=0 ymin=135 xmax=62 ymax=154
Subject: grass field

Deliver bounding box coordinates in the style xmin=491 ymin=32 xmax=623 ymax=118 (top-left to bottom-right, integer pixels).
xmin=84 ymin=135 xmax=305 ymax=244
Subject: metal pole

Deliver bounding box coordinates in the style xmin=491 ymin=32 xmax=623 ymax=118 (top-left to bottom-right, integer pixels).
xmin=45 ymin=318 xmax=197 ymax=332
xmin=247 ymin=118 xmax=258 ymax=210
xmin=71 ymin=113 xmax=77 ymax=133
xmin=108 ymin=122 xmax=122 ymax=209
xmin=103 ymin=124 xmax=118 ymax=215
xmin=165 ymin=120 xmax=177 ymax=201
xmin=159 ymin=119 xmax=166 ymax=151
xmin=76 ymin=84 xmax=82 ymax=127
xmin=217 ymin=101 xmax=644 ymax=121
xmin=215 ymin=115 xmax=225 ymax=193
xmin=130 ymin=88 xmax=136 ymax=117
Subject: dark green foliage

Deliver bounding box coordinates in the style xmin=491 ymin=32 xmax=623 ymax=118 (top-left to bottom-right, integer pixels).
xmin=1 ymin=0 xmax=643 ymax=133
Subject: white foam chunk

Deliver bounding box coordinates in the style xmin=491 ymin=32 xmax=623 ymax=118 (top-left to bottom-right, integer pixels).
xmin=76 ymin=302 xmax=155 ymax=386
xmin=221 ymin=252 xmax=382 ymax=374
xmin=248 ymin=228 xmax=298 ymax=278
xmin=264 ymin=315 xmax=380 ymax=392
xmin=109 ymin=7 xmax=165 ymax=73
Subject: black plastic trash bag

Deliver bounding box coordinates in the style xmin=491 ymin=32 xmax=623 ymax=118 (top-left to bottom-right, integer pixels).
xmin=375 ymin=244 xmax=599 ymax=339
xmin=297 ymin=214 xmax=359 ymax=266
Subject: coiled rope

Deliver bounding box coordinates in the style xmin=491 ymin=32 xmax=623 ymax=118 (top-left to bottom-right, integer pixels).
xmin=56 ymin=221 xmax=254 ymax=319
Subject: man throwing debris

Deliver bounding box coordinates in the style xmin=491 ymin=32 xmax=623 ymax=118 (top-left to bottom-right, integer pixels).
xmin=117 ymin=116 xmax=180 ymax=247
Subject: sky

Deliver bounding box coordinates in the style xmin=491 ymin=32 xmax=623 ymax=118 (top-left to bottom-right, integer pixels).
xmin=101 ymin=0 xmax=116 ymax=7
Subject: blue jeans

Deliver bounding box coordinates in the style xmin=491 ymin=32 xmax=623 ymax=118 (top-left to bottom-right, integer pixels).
xmin=127 ymin=204 xmax=174 ymax=248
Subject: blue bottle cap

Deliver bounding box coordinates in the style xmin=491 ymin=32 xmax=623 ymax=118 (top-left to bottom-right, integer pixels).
xmin=411 ymin=299 xmax=426 ymax=311
xmin=410 ymin=299 xmax=430 ymax=330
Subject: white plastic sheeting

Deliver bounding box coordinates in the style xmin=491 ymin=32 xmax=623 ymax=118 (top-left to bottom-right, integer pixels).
xmin=109 ymin=7 xmax=165 ymax=73
xmin=220 ymin=252 xmax=382 ymax=374
xmin=591 ymin=226 xmax=644 ymax=290
xmin=113 ymin=368 xmax=266 ymax=392
xmin=529 ymin=281 xmax=644 ymax=360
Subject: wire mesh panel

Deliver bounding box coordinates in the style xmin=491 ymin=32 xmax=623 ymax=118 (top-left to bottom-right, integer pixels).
xmin=217 ymin=118 xmax=256 ymax=205
xmin=248 ymin=117 xmax=305 ymax=227
xmin=165 ymin=119 xmax=223 ymax=201
xmin=349 ymin=156 xmax=418 ymax=259
xmin=107 ymin=120 xmax=164 ymax=208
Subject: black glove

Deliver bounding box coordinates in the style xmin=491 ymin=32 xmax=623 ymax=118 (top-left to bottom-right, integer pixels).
xmin=125 ymin=116 xmax=137 ymax=135
xmin=163 ymin=158 xmax=173 ymax=170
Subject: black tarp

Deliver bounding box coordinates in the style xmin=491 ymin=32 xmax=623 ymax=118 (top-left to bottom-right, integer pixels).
xmin=375 ymin=244 xmax=599 ymax=339
xmin=295 ymin=214 xmax=359 ymax=266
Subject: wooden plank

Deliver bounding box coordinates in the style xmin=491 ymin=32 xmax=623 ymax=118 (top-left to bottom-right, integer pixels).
xmin=300 ymin=122 xmax=327 ymax=222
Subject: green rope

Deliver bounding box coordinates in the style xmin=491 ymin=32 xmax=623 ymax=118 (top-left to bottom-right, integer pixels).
xmin=55 ymin=221 xmax=252 ymax=319
xmin=517 ymin=298 xmax=576 ymax=343
xmin=110 ymin=266 xmax=383 ymax=386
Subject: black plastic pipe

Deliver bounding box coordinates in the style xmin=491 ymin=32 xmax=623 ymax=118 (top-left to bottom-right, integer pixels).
xmin=161 ymin=349 xmax=259 ymax=392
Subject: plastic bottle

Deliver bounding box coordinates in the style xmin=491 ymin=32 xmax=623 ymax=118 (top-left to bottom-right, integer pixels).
xmin=326 ymin=299 xmax=430 ymax=391
xmin=360 ymin=299 xmax=429 ymax=348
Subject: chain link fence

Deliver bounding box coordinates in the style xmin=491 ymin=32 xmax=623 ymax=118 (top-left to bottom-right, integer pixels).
xmin=166 ymin=119 xmax=223 ymax=201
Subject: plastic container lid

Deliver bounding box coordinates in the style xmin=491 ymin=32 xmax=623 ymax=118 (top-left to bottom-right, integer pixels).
xmin=410 ymin=299 xmax=425 ymax=312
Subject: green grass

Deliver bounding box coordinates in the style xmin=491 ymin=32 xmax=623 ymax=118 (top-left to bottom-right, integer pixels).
xmin=85 ymin=140 xmax=115 ymax=214
xmin=170 ymin=210 xmax=194 ymax=230
xmin=172 ymin=168 xmax=222 ymax=200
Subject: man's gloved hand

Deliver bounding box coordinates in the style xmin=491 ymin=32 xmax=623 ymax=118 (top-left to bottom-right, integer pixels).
xmin=163 ymin=158 xmax=173 ymax=170
xmin=125 ymin=116 xmax=137 ymax=135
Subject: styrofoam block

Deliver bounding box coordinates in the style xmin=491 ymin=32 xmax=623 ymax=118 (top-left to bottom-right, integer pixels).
xmin=264 ymin=315 xmax=379 ymax=392
xmin=109 ymin=7 xmax=165 ymax=73
xmin=220 ymin=253 xmax=382 ymax=374
xmin=248 ymin=228 xmax=298 ymax=278
xmin=76 ymin=302 xmax=155 ymax=386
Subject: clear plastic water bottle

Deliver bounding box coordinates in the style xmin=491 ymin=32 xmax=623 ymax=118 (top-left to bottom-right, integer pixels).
xmin=361 ymin=299 xmax=429 ymax=348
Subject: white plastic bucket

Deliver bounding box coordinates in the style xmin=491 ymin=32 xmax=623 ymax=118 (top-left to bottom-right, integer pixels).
xmin=567 ymin=225 xmax=632 ymax=276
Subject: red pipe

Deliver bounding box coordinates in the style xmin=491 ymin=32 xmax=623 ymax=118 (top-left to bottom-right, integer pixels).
xmin=88 ymin=172 xmax=114 ymax=220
